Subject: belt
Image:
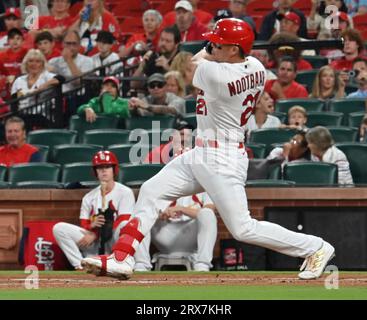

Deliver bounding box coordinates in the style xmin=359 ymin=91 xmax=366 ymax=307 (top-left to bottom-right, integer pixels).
xmin=195 ymin=138 xmax=244 ymax=149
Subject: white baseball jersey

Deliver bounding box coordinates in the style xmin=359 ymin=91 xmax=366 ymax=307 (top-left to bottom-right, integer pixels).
xmin=80 ymin=182 xmax=135 ymax=229
xmin=192 ymin=56 xmax=266 ymax=145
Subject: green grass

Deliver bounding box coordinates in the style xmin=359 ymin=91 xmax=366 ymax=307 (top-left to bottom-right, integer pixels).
xmin=1 ymin=286 xmax=367 ymax=300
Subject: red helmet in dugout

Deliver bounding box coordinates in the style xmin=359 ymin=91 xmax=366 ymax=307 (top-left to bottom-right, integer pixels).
xmin=92 ymin=150 xmax=119 ymax=176
xmin=203 ymin=18 xmax=255 ymax=54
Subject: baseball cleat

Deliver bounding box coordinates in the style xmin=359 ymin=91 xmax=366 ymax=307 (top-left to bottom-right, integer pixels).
xmin=81 ymin=254 xmax=134 ymax=280
xmin=298 ymin=241 xmax=335 ymax=280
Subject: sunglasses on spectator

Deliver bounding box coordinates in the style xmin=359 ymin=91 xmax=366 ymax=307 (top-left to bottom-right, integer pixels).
xmin=148 ymin=82 xmax=165 ymax=89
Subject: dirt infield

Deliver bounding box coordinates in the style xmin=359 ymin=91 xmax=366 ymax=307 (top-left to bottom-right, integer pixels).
xmin=1 ymin=272 xmax=367 ymax=290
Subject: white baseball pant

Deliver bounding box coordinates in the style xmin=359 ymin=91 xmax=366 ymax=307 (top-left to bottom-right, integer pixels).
xmin=134 ymin=207 xmax=217 ymax=270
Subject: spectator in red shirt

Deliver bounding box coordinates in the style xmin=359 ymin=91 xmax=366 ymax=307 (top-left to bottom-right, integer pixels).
xmin=173 ymin=0 xmax=208 ymax=42
xmin=0 ymin=28 xmax=28 ymax=97
xmin=70 ymin=0 xmax=121 ymax=56
xmin=162 ymin=0 xmax=213 ymax=29
xmin=34 ymin=31 xmax=61 ymax=61
xmin=265 ymin=56 xmax=308 ymax=101
xmin=0 ymin=116 xmax=41 ymax=167
xmin=267 ymin=32 xmax=313 ymax=71
xmin=329 ymin=28 xmax=365 ymax=71
xmin=119 ymin=9 xmax=162 ymax=59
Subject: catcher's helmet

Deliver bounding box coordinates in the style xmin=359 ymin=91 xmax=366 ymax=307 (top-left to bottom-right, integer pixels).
xmin=203 ymin=18 xmax=254 ymax=54
xmin=92 ymin=150 xmax=119 ymax=176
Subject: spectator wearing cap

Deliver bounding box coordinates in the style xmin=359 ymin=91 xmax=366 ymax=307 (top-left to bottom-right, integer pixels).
xmin=92 ymin=30 xmax=123 ymax=76
xmin=329 ymin=28 xmax=366 ymax=71
xmin=120 ymin=9 xmax=162 ymax=59
xmin=145 ymin=120 xmax=195 ymax=164
xmin=0 ymin=116 xmax=42 ymax=167
xmin=308 ymin=0 xmax=352 ymax=38
xmin=77 ymin=76 xmax=130 ymax=123
xmin=265 ymin=56 xmax=308 ymax=101
xmin=32 ymin=0 xmax=74 ymax=51
xmin=173 ymin=0 xmax=208 ymax=42
xmin=259 ymin=0 xmax=307 ymax=41
xmin=70 ymin=0 xmax=121 ymax=56
xmin=161 ymin=0 xmax=213 ymax=29
xmin=279 ymin=12 xmax=315 ymax=56
xmin=35 ymin=31 xmax=62 ymax=61
xmin=228 ymin=0 xmax=256 ymax=36
xmin=129 ymin=73 xmax=185 ymax=117
xmin=207 ymin=9 xmax=233 ymax=30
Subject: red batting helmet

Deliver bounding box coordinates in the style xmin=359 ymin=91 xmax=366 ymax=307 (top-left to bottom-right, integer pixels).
xmin=92 ymin=150 xmax=119 ymax=176
xmin=203 ymin=18 xmax=255 ymax=54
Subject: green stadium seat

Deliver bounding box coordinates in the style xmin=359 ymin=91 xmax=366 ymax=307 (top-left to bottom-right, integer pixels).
xmin=295 ymin=70 xmax=318 ymax=92
xmin=118 ymin=163 xmax=165 ymax=188
xmin=13 ymin=181 xmax=64 ymax=189
xmin=0 ymin=181 xmax=10 ymax=189
xmin=183 ymin=113 xmax=197 ymax=129
xmin=52 ymin=144 xmax=103 ymax=165
xmin=61 ymin=162 xmax=97 ymax=184
xmin=179 ymin=40 xmax=206 ymax=54
xmin=249 ymin=128 xmax=297 ymax=155
xmin=271 ymin=111 xmax=287 ymax=123
xmin=348 ymin=112 xmax=365 ymax=128
xmin=108 ymin=144 xmax=151 ymax=164
xmin=27 ymin=129 xmax=77 ymax=148
xmin=69 ymin=115 xmax=119 ymax=137
xmin=327 ymin=126 xmax=358 ymax=143
xmin=245 ymin=143 xmax=267 ymax=159
xmin=81 ymin=129 xmax=131 ymax=148
xmin=124 ymin=115 xmax=177 ymax=130
xmin=185 ymin=98 xmax=196 ymax=113
xmin=302 ymin=55 xmax=328 ymax=69
xmin=33 ymin=144 xmax=50 ymax=162
xmin=329 ymin=99 xmax=366 ymax=125
xmin=8 ymin=163 xmax=61 ymax=184
xmin=336 ymin=143 xmax=367 ymax=184
xmin=276 ymin=98 xmax=324 ymax=113
xmin=246 ymin=179 xmax=296 ymax=187
xmin=306 ymin=112 xmax=344 ymax=127
xmin=0 ymin=165 xmax=7 ymax=181
xmin=283 ymin=162 xmax=338 ymax=186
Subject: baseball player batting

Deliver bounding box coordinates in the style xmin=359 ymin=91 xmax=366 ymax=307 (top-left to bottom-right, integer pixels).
xmin=82 ymin=18 xmax=335 ymax=280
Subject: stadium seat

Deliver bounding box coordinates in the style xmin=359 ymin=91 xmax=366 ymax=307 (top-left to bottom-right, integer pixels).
xmin=306 ymin=112 xmax=344 ymax=127
xmin=27 ymin=129 xmax=77 ymax=148
xmin=183 ymin=113 xmax=197 ymax=129
xmin=329 ymin=99 xmax=366 ymax=125
xmin=108 ymin=144 xmax=151 ymax=164
xmin=179 ymin=40 xmax=206 ymax=55
xmin=124 ymin=115 xmax=177 ymax=130
xmin=13 ymin=181 xmax=64 ymax=189
xmin=0 ymin=181 xmax=10 ymax=189
xmin=348 ymin=112 xmax=365 ymax=128
xmin=302 ymin=55 xmax=328 ymax=69
xmin=33 ymin=145 xmax=50 ymax=162
xmin=81 ymin=129 xmax=131 ymax=148
xmin=8 ymin=163 xmax=61 ymax=184
xmin=271 ymin=111 xmax=287 ymax=123
xmin=118 ymin=163 xmax=165 ymax=188
xmin=51 ymin=144 xmax=103 ymax=165
xmin=245 ymin=143 xmax=267 ymax=159
xmin=246 ymin=179 xmax=296 ymax=187
xmin=0 ymin=165 xmax=7 ymax=181
xmin=283 ymin=162 xmax=338 ymax=186
xmin=249 ymin=128 xmax=297 ymax=155
xmin=327 ymin=126 xmax=358 ymax=143
xmin=61 ymin=162 xmax=97 ymax=184
xmin=275 ymin=98 xmax=324 ymax=113
xmin=69 ymin=115 xmax=119 ymax=137
xmin=185 ymin=98 xmax=196 ymax=113
xmin=295 ymin=70 xmax=318 ymax=92
xmin=336 ymin=143 xmax=367 ymax=184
